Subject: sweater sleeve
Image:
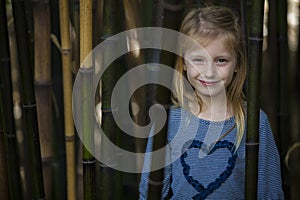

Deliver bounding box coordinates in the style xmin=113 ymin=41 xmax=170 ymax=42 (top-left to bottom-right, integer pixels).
xmin=257 ymin=110 xmax=284 ymax=199
xmin=138 ymin=135 xmax=172 ymax=200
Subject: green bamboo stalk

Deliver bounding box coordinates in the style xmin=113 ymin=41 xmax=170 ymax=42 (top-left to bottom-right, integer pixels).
xmin=58 ymin=0 xmax=77 ymax=199
xmin=33 ymin=1 xmax=53 ymax=199
xmin=245 ymin=0 xmax=265 ymax=199
xmin=98 ymin=0 xmax=120 ymax=199
xmin=275 ymin=0 xmax=290 ymax=198
xmin=50 ymin=0 xmax=67 ymax=199
xmin=11 ymin=0 xmax=45 ymax=199
xmin=0 ymin=1 xmax=24 ymax=199
xmin=80 ymin=0 xmax=96 ymax=199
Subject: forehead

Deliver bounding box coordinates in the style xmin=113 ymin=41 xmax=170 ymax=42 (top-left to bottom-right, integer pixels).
xmin=184 ymin=36 xmax=233 ymax=58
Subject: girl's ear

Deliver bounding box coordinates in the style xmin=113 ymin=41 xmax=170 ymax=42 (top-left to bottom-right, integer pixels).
xmin=234 ymin=65 xmax=238 ymax=72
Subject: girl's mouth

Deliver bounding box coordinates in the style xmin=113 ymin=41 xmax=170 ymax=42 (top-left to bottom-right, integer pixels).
xmin=199 ymin=80 xmax=219 ymax=86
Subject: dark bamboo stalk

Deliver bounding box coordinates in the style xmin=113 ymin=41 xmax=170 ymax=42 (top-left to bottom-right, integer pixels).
xmin=33 ymin=1 xmax=53 ymax=199
xmin=245 ymin=0 xmax=265 ymax=199
xmin=240 ymin=0 xmax=248 ymax=54
xmin=147 ymin=1 xmax=169 ymax=200
xmin=98 ymin=0 xmax=120 ymax=199
xmin=275 ymin=0 xmax=290 ymax=198
xmin=50 ymin=0 xmax=67 ymax=199
xmin=59 ymin=0 xmax=77 ymax=199
xmin=0 ymin=1 xmax=24 ymax=199
xmin=11 ymin=0 xmax=45 ymax=198
xmin=80 ymin=0 xmax=96 ymax=199
xmin=0 ymin=114 xmax=9 ymax=200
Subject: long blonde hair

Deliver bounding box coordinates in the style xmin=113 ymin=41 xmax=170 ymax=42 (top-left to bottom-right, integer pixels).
xmin=172 ymin=6 xmax=247 ymax=150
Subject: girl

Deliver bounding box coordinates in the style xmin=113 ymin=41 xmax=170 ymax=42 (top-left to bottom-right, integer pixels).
xmin=139 ymin=6 xmax=284 ymax=200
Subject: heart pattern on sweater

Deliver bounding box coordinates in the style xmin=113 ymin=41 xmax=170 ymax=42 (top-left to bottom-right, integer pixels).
xmin=180 ymin=140 xmax=238 ymax=200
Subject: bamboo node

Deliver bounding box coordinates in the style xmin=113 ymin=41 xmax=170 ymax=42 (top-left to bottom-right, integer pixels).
xmin=42 ymin=156 xmax=53 ymax=163
xmin=248 ymin=36 xmax=263 ymax=41
xmin=65 ymin=135 xmax=75 ymax=141
xmin=61 ymin=49 xmax=72 ymax=54
xmin=148 ymin=178 xmax=164 ymax=186
xmin=98 ymin=162 xmax=109 ymax=168
xmin=79 ymin=66 xmax=94 ymax=72
xmin=23 ymin=103 xmax=37 ymax=108
xmin=245 ymin=142 xmax=259 ymax=146
xmin=101 ymin=35 xmax=119 ymax=41
xmin=4 ymin=133 xmax=17 ymax=139
xmin=34 ymin=80 xmax=53 ymax=87
xmin=82 ymin=159 xmax=96 ymax=164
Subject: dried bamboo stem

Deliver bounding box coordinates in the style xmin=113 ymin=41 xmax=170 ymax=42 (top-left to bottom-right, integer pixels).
xmin=59 ymin=0 xmax=77 ymax=199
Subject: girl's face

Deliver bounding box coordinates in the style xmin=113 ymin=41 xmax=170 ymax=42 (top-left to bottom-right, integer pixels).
xmin=184 ymin=36 xmax=237 ymax=100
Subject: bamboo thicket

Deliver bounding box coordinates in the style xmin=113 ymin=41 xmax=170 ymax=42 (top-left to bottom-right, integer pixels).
xmin=59 ymin=0 xmax=77 ymax=199
xmin=245 ymin=0 xmax=265 ymax=199
xmin=0 ymin=1 xmax=23 ymax=199
xmin=11 ymin=0 xmax=45 ymax=198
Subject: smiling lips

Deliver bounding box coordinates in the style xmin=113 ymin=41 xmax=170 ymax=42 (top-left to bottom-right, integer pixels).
xmin=199 ymin=80 xmax=220 ymax=86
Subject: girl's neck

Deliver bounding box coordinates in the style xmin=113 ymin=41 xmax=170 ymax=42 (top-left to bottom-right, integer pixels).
xmin=191 ymin=95 xmax=233 ymax=122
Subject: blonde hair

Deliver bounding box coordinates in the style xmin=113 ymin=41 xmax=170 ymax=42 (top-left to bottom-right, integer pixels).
xmin=172 ymin=6 xmax=247 ymax=150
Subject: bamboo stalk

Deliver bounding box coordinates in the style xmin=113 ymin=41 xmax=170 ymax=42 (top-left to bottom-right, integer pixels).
xmin=58 ymin=0 xmax=77 ymax=199
xmin=98 ymin=0 xmax=120 ymax=199
xmin=50 ymin=0 xmax=67 ymax=198
xmin=240 ymin=0 xmax=248 ymax=55
xmin=146 ymin=1 xmax=169 ymax=200
xmin=275 ymin=0 xmax=290 ymax=197
xmin=11 ymin=0 xmax=45 ymax=198
xmin=122 ymin=1 xmax=149 ymax=198
xmin=33 ymin=1 xmax=53 ymax=199
xmin=0 ymin=116 xmax=9 ymax=200
xmin=80 ymin=0 xmax=96 ymax=199
xmin=0 ymin=1 xmax=23 ymax=199
xmin=245 ymin=0 xmax=265 ymax=199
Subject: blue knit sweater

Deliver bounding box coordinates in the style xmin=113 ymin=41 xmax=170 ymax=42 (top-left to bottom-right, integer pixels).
xmin=139 ymin=107 xmax=284 ymax=199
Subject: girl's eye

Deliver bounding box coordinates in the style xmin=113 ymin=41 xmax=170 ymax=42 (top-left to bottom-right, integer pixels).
xmin=217 ymin=58 xmax=227 ymax=63
xmin=216 ymin=58 xmax=228 ymax=66
xmin=192 ymin=58 xmax=205 ymax=63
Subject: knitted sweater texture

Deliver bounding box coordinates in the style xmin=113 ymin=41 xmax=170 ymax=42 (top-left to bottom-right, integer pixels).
xmin=139 ymin=107 xmax=284 ymax=200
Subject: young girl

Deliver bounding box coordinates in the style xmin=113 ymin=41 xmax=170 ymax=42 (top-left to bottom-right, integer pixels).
xmin=139 ymin=6 xmax=284 ymax=200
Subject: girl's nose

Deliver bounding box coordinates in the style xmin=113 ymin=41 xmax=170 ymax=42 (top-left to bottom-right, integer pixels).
xmin=203 ymin=62 xmax=216 ymax=78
